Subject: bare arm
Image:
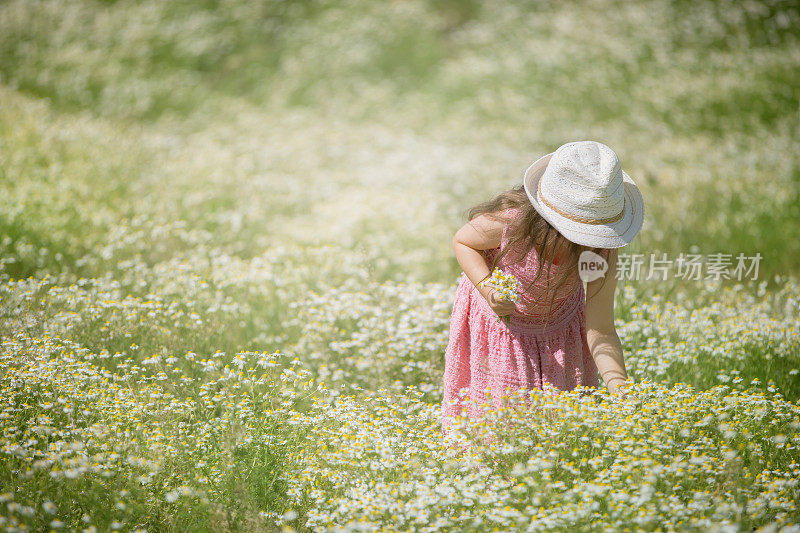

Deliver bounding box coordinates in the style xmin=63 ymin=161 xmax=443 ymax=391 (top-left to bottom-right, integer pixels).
xmin=452 ymin=214 xmax=515 ymax=316
xmin=585 ymin=249 xmax=630 ymax=395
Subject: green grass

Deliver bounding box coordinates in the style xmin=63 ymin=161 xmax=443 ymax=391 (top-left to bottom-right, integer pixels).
xmin=1 ymin=0 xmax=799 ymax=530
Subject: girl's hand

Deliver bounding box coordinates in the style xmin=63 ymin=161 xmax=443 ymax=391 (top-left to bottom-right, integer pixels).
xmin=608 ymin=377 xmax=630 ymax=397
xmin=481 ymin=287 xmax=516 ymax=317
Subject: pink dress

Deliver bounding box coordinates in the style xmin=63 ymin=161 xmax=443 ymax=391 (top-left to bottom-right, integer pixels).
xmin=440 ymin=207 xmax=602 ymax=435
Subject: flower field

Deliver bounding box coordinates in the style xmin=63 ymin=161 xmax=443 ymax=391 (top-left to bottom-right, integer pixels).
xmin=1 ymin=0 xmax=799 ymax=531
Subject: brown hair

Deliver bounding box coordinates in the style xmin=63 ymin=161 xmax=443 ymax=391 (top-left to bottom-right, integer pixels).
xmin=466 ymin=185 xmax=609 ymax=319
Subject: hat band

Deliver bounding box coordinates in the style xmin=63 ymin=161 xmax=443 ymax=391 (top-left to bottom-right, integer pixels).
xmin=537 ymin=177 xmax=625 ymax=225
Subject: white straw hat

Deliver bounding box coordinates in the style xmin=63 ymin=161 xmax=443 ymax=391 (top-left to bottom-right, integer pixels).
xmin=522 ymin=140 xmax=644 ymax=249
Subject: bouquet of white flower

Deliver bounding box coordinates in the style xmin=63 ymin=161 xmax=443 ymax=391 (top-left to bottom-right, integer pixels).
xmin=478 ymin=268 xmax=520 ymax=324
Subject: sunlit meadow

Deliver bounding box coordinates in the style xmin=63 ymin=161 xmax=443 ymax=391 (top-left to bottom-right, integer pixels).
xmin=1 ymin=0 xmax=799 ymax=531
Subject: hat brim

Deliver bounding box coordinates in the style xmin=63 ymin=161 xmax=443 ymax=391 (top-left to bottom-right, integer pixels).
xmin=523 ymin=151 xmax=645 ymax=249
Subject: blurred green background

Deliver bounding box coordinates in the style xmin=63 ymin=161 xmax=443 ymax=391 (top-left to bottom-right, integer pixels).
xmin=1 ymin=0 xmax=799 ymax=286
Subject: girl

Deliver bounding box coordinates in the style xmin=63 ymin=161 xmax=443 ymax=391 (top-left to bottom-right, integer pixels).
xmin=441 ymin=140 xmax=645 ymax=436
